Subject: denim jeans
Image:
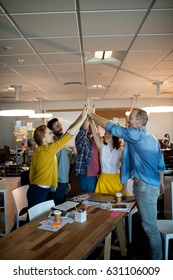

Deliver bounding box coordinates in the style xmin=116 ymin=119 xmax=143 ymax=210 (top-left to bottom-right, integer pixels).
xmin=133 ymin=179 xmax=162 ymax=260
xmin=79 ymin=175 xmax=98 ymax=192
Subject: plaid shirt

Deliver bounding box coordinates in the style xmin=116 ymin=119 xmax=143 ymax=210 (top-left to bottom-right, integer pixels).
xmin=75 ymin=128 xmax=92 ymax=176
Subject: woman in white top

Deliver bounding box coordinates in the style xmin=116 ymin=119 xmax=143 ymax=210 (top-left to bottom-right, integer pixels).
xmin=89 ymin=119 xmax=124 ymax=195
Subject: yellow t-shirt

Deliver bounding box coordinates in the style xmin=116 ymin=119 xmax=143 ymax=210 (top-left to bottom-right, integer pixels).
xmin=29 ymin=133 xmax=71 ymax=187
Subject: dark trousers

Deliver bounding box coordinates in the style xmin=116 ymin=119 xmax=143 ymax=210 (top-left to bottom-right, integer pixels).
xmin=27 ymin=184 xmax=51 ymax=209
xmin=47 ymin=182 xmax=69 ymax=206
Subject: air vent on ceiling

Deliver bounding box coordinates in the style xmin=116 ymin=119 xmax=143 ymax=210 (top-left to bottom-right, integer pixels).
xmin=64 ymin=82 xmax=82 ymax=86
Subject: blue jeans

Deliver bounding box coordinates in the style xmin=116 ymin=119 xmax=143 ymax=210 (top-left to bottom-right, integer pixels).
xmin=133 ymin=179 xmax=162 ymax=260
xmin=79 ymin=175 xmax=98 ymax=192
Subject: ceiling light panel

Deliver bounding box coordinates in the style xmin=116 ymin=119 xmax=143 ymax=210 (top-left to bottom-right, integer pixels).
xmin=0 ymin=109 xmax=35 ymax=116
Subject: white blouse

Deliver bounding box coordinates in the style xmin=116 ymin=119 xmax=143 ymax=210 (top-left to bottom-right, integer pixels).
xmin=100 ymin=144 xmax=122 ymax=174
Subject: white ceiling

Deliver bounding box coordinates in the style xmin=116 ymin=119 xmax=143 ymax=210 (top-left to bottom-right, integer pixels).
xmin=0 ymin=0 xmax=173 ymax=104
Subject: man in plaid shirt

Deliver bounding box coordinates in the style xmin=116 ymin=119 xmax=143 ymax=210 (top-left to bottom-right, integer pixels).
xmin=75 ymin=118 xmax=100 ymax=192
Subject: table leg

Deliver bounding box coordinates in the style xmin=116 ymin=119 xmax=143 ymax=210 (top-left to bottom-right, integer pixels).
xmin=116 ymin=219 xmax=127 ymax=256
xmin=104 ymin=232 xmax=112 ymax=260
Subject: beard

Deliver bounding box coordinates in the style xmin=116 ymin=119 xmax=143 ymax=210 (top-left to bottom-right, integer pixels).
xmin=54 ymin=129 xmax=63 ymax=138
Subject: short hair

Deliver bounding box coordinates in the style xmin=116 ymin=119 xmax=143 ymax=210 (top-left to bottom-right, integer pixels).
xmin=47 ymin=118 xmax=58 ymax=130
xmin=132 ymin=108 xmax=148 ymax=126
xmin=34 ymin=125 xmax=47 ymax=146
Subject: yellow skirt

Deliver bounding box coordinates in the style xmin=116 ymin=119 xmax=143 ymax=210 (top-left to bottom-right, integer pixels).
xmin=95 ymin=172 xmax=123 ymax=195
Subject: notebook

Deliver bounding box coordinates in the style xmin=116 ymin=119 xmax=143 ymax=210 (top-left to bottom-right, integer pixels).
xmin=53 ymin=201 xmax=80 ymax=212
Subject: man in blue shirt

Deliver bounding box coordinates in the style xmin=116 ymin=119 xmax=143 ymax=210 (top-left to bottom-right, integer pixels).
xmin=47 ymin=118 xmax=70 ymax=205
xmin=87 ymin=99 xmax=165 ymax=260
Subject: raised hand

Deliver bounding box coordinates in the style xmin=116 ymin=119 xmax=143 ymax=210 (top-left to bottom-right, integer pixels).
xmin=86 ymin=98 xmax=94 ymax=116
xmin=81 ymin=104 xmax=87 ymax=120
xmin=67 ymin=104 xmax=87 ymax=136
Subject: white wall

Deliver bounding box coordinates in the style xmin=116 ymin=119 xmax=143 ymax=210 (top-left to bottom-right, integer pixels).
xmin=147 ymin=112 xmax=173 ymax=141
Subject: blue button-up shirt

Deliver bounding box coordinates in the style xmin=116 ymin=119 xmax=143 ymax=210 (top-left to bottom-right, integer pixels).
xmin=106 ymin=121 xmax=165 ymax=187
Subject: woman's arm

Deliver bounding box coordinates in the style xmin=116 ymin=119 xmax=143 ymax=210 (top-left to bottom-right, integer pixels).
xmin=89 ymin=119 xmax=103 ymax=152
xmin=67 ymin=105 xmax=87 ymax=136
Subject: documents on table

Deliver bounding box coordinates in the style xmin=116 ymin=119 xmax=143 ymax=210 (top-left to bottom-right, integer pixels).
xmin=70 ymin=194 xmax=90 ymax=202
xmin=53 ymin=201 xmax=80 ymax=212
xmin=69 ymin=194 xmax=135 ymax=212
xmin=38 ymin=216 xmax=74 ymax=232
xmin=83 ymin=200 xmax=111 ymax=210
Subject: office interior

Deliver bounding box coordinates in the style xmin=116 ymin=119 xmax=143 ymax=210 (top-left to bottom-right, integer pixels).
xmin=0 ymin=0 xmax=173 ymax=259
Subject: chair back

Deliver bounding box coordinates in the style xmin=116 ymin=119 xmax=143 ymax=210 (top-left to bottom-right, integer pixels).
xmin=12 ymin=184 xmax=29 ymax=227
xmin=28 ymin=200 xmax=55 ymax=221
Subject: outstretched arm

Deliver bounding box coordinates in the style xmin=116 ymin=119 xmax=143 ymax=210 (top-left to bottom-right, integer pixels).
xmin=67 ymin=105 xmax=87 ymax=137
xmin=86 ymin=98 xmax=108 ymax=129
xmin=89 ymin=119 xmax=103 ymax=152
xmin=82 ymin=116 xmax=90 ymax=130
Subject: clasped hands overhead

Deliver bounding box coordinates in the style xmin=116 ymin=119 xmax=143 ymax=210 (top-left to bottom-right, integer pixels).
xmin=82 ymin=98 xmax=95 ymax=120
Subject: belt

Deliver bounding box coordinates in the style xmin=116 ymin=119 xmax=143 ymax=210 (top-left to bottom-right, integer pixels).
xmin=132 ymin=176 xmax=142 ymax=183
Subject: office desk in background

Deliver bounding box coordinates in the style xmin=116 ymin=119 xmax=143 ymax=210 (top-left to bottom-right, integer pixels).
xmin=0 ymin=177 xmax=20 ymax=236
xmin=0 ymin=195 xmax=128 ymax=260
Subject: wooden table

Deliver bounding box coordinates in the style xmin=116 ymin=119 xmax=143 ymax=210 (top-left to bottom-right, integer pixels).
xmin=0 ymin=195 xmax=129 ymax=260
xmin=0 ymin=177 xmax=21 ymax=236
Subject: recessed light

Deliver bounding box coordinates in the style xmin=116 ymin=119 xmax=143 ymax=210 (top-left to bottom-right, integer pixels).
xmin=89 ymin=85 xmax=107 ymax=89
xmin=17 ymin=58 xmax=24 ymax=64
xmin=92 ymin=85 xmax=105 ymax=88
xmin=85 ymin=51 xmax=126 ymax=64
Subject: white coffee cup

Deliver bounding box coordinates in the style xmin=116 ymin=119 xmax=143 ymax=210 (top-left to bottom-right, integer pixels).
xmin=116 ymin=192 xmax=122 ymax=203
xmin=54 ymin=210 xmax=61 ymax=223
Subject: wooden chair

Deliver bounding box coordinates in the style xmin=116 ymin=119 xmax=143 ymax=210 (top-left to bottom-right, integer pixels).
xmin=12 ymin=184 xmax=29 ymax=228
xmin=28 ymin=200 xmax=55 ymax=221
xmin=157 ymin=181 xmax=173 ymax=259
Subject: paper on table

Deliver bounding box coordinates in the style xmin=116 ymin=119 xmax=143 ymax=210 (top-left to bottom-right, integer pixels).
xmin=71 ymin=194 xmax=90 ymax=202
xmin=53 ymin=201 xmax=80 ymax=212
xmin=38 ymin=217 xmax=74 ymax=232
xmin=83 ymin=200 xmax=111 ymax=210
